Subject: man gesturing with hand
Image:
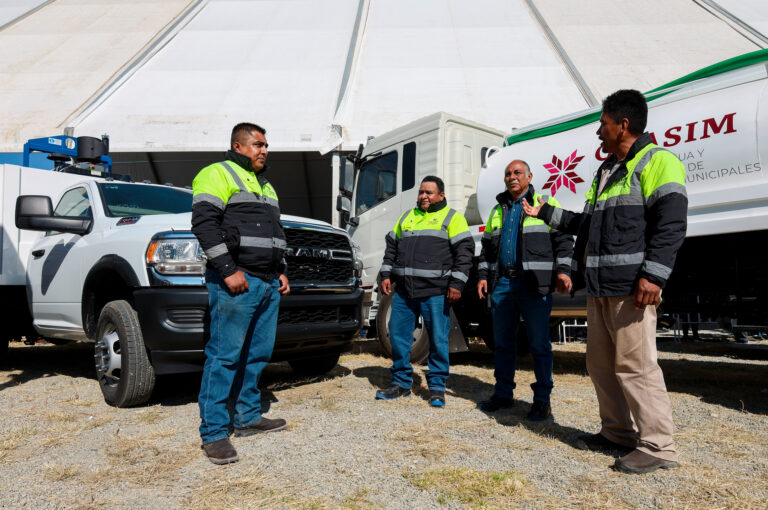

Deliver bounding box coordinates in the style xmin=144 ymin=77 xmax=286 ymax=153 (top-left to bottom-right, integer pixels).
xmin=523 ymin=90 xmax=687 ymax=474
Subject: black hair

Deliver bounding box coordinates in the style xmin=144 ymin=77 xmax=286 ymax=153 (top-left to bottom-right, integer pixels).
xmin=231 ymin=122 xmax=266 ymax=149
xmin=421 ymin=175 xmax=445 ymax=193
xmin=602 ymin=89 xmax=647 ymax=135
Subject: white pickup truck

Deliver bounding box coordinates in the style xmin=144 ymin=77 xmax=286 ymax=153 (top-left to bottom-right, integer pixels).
xmin=3 ymin=164 xmax=363 ymax=407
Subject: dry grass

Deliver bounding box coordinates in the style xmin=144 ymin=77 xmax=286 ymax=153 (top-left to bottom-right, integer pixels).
xmin=0 ymin=425 xmax=35 ymax=462
xmin=404 ymin=467 xmax=540 ymax=508
xmin=44 ymin=463 xmax=81 ymax=481
xmin=136 ymin=408 xmax=167 ymax=425
xmin=184 ymin=468 xmax=333 ymax=510
xmin=393 ymin=424 xmax=477 ymax=461
xmin=99 ymin=432 xmax=197 ymax=486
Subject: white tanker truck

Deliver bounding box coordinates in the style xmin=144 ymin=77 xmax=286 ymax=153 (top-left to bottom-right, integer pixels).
xmin=339 ymin=49 xmax=768 ymax=358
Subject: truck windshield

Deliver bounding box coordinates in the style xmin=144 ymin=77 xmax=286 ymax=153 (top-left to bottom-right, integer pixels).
xmin=355 ymin=151 xmax=397 ymax=214
xmin=98 ymin=183 xmax=192 ymax=217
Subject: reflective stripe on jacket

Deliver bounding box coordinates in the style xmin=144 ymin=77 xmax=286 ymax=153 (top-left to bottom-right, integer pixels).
xmin=539 ymin=133 xmax=687 ymax=297
xmin=380 ymin=200 xmax=474 ymax=299
xmin=191 ymin=150 xmax=286 ymax=279
xmin=477 ymin=186 xmax=573 ymax=296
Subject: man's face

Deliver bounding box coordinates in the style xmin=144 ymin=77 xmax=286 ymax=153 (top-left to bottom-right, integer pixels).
xmin=596 ymin=112 xmax=624 ymax=155
xmin=233 ymin=130 xmax=269 ymax=171
xmin=417 ymin=181 xmax=444 ymax=210
xmin=504 ymin=161 xmax=531 ymax=197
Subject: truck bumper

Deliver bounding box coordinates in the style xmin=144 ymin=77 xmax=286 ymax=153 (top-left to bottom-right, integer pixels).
xmin=133 ymin=287 xmax=363 ymax=375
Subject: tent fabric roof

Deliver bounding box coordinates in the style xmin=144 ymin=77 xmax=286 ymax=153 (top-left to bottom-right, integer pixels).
xmin=2 ymin=0 xmax=767 ymax=152
xmin=0 ymin=0 xmax=193 ymax=151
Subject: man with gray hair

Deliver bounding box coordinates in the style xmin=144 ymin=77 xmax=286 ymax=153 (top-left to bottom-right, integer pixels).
xmin=476 ymin=160 xmax=573 ymax=420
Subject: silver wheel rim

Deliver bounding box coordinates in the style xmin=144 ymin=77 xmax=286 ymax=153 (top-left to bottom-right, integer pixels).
xmin=94 ymin=328 xmax=121 ymax=386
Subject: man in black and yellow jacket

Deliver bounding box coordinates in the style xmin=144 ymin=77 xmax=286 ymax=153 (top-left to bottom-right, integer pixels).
xmin=376 ymin=176 xmax=474 ymax=407
xmin=476 ymin=160 xmax=573 ymax=421
xmin=524 ymin=90 xmax=687 ymax=474
xmin=192 ymin=122 xmax=290 ymax=465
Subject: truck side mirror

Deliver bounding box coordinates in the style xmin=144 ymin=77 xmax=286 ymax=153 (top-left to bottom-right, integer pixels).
xmin=336 ymin=195 xmax=351 ymax=213
xmin=15 ymin=195 xmax=92 ymax=235
xmin=339 ymin=158 xmax=354 ymax=194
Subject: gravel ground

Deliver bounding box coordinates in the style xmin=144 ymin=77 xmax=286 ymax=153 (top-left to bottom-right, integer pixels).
xmin=1 ymin=335 xmax=767 ymax=509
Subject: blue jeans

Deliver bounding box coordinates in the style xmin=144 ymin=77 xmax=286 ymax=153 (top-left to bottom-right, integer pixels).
xmin=389 ymin=291 xmax=451 ymax=391
xmin=199 ymin=270 xmax=280 ymax=444
xmin=491 ymin=276 xmax=553 ymax=403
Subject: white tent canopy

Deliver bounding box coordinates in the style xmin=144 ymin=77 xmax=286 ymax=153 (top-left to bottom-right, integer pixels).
xmin=1 ymin=0 xmax=767 ymax=152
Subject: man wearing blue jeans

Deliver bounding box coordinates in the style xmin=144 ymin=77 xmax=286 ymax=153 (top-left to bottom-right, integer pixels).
xmin=377 ymin=176 xmax=474 ymax=407
xmin=192 ymin=123 xmax=290 ymax=464
xmin=477 ymin=160 xmax=573 ymax=420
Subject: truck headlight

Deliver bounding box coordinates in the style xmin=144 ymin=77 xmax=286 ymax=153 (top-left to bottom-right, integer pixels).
xmin=351 ymin=239 xmax=363 ymax=278
xmin=146 ymin=236 xmax=205 ymax=275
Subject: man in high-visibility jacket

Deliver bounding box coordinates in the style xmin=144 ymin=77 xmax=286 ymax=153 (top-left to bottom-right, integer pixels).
xmin=191 ymin=122 xmax=290 ymax=465
xmin=377 ymin=176 xmax=474 ymax=407
xmin=524 ymin=90 xmax=687 ymax=474
xmin=476 ymin=159 xmax=574 ymax=421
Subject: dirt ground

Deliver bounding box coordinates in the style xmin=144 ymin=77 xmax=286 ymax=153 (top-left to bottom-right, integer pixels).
xmin=1 ymin=335 xmax=767 ymax=509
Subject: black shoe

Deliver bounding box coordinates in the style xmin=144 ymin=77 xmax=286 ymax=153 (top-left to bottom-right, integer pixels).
xmin=527 ymin=401 xmax=551 ymax=421
xmin=375 ymin=385 xmax=411 ymax=400
xmin=574 ymin=433 xmax=634 ymax=454
xmin=614 ymin=449 xmax=679 ymax=474
xmin=201 ymin=438 xmax=239 ymax=465
xmin=233 ymin=417 xmax=287 ymax=437
xmin=429 ymin=390 xmax=445 ymax=408
xmin=477 ymin=395 xmax=514 ymax=412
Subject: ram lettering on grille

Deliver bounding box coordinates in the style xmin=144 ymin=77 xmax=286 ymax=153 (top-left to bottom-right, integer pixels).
xmin=284 ymin=228 xmax=354 ymax=284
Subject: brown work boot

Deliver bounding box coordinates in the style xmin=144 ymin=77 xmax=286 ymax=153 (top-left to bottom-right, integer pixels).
xmin=614 ymin=449 xmax=679 ymax=474
xmin=201 ymin=438 xmax=239 ymax=465
xmin=234 ymin=416 xmax=287 ymax=437
xmin=574 ymin=433 xmax=633 ymax=454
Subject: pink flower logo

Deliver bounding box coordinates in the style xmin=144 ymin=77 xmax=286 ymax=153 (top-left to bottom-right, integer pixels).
xmin=542 ymin=150 xmax=585 ymax=195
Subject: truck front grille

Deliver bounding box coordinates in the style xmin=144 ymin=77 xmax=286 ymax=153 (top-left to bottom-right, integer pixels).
xmin=277 ymin=305 xmax=357 ymax=325
xmin=284 ymin=228 xmax=354 ymax=285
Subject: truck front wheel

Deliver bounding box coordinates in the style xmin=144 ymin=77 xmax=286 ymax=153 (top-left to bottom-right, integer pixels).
xmin=375 ymin=289 xmax=430 ymax=364
xmin=94 ymin=300 xmax=155 ymax=407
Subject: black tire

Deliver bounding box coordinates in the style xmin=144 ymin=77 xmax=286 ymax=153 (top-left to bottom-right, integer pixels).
xmin=0 ymin=337 xmax=8 ymax=365
xmin=288 ymin=352 xmax=341 ymax=376
xmin=376 ymin=289 xmax=430 ymax=364
xmin=94 ymin=300 xmax=155 ymax=407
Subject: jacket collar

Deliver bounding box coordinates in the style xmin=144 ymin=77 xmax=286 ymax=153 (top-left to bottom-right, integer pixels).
xmin=418 ymin=198 xmax=447 ymax=213
xmin=226 ymin=149 xmax=269 ymax=176
xmin=603 ymin=132 xmax=653 ymax=166
xmin=495 ymin=185 xmax=535 ymax=207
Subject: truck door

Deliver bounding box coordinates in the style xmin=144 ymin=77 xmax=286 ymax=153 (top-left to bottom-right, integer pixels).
xmin=351 ymin=150 xmax=402 ymax=284
xmin=26 ymin=186 xmax=94 ymax=338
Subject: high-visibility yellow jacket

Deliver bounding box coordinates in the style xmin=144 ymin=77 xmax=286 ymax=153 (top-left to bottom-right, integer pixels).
xmin=380 ymin=200 xmax=474 ymax=298
xmin=477 ymin=186 xmax=573 ymax=296
xmin=539 ymin=133 xmax=687 ymax=296
xmin=191 ymin=150 xmax=286 ymax=279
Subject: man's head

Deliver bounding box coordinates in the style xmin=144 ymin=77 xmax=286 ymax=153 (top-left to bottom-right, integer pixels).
xmin=231 ymin=122 xmax=268 ymax=172
xmin=417 ymin=176 xmax=445 ymax=211
xmin=504 ymin=160 xmax=531 ymax=199
xmin=597 ymin=89 xmax=647 ymax=156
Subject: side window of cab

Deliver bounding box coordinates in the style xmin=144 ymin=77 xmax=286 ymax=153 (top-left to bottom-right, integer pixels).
xmin=47 ymin=187 xmax=92 ymax=235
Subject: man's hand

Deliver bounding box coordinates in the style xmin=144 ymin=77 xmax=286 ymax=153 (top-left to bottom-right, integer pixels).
xmin=380 ymin=278 xmax=392 ymax=296
xmin=634 ymin=277 xmax=661 ymax=310
xmin=556 ymin=274 xmax=572 ymax=294
xmin=522 ymin=196 xmax=546 ymax=218
xmin=477 ymin=280 xmax=488 ymax=299
xmin=224 ymin=270 xmax=249 ymax=294
xmin=447 ymin=287 xmax=461 ymax=303
xmin=278 ymin=274 xmax=290 ymax=295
